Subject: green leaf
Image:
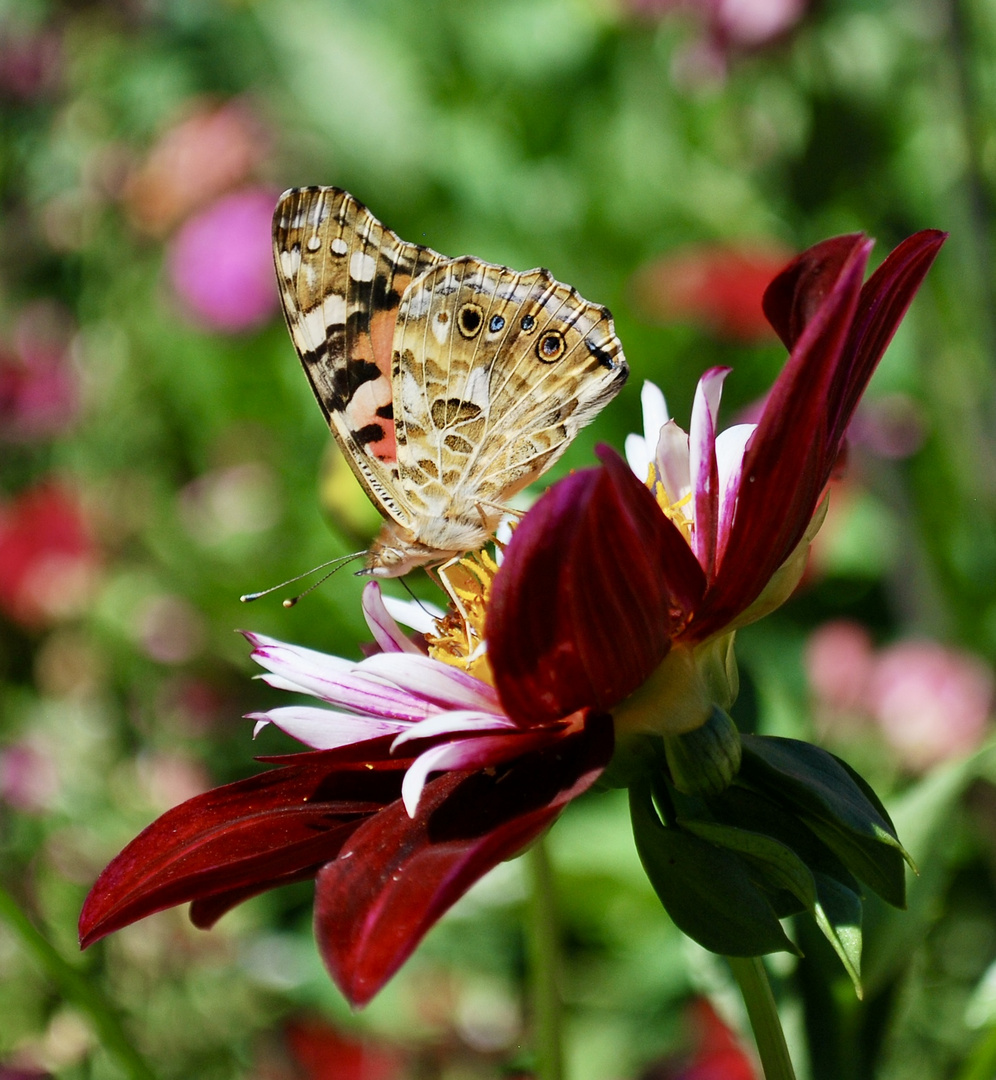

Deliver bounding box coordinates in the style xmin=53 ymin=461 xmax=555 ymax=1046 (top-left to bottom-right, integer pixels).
xmin=800 ymin=812 xmax=907 ymax=908
xmin=629 ymin=785 xmax=798 ymax=958
xmin=812 ymin=872 xmax=863 ymax=997
xmin=739 ymin=736 xmax=911 ymax=906
xmin=683 ymin=820 xmax=817 ymax=912
xmin=706 ymin=785 xmax=860 ymax=894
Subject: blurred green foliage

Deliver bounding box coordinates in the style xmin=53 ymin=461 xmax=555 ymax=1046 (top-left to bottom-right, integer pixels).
xmin=2 ymin=0 xmax=996 ymax=1077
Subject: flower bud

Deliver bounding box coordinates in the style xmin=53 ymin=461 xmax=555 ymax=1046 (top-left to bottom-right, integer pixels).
xmin=664 ymin=705 xmax=742 ymax=796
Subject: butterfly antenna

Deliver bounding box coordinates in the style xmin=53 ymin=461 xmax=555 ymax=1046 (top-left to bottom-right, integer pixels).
xmin=400 ymin=575 xmax=436 ymax=618
xmin=240 ymin=551 xmax=365 ymax=604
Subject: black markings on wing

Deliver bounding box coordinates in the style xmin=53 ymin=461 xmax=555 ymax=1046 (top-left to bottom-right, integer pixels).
xmin=272 ymin=186 xmax=446 ymax=522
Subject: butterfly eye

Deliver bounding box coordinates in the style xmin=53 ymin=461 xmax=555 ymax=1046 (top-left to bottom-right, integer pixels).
xmin=520 ymin=314 xmax=536 ymax=332
xmin=489 ymin=314 xmax=505 ymax=333
xmin=536 ymin=330 xmax=566 ymax=363
xmin=458 ymin=303 xmax=484 ymax=338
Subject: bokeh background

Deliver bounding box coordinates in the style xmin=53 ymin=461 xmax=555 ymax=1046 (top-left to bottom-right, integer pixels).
xmin=3 ymin=1 xmax=996 ymax=1078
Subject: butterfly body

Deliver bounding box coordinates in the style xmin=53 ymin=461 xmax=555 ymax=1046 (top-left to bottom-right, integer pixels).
xmin=273 ymin=186 xmax=628 ymax=577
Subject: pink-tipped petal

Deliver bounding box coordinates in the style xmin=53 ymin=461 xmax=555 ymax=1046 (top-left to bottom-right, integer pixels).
xmin=361 ymin=581 xmax=424 ymax=655
xmin=391 ymin=710 xmax=519 ymax=751
xmin=256 ymin=666 xmax=442 ymax=723
xmin=714 ymin=422 xmax=756 ymax=565
xmin=401 ymin=729 xmax=554 ymax=816
xmin=688 ymin=367 xmax=731 ymax=576
xmin=248 ymin=705 xmax=411 ymax=750
xmin=357 ymin=652 xmax=500 ymax=711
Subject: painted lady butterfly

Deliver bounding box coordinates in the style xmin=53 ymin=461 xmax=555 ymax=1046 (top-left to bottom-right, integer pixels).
xmin=272 ymin=186 xmax=629 ymax=577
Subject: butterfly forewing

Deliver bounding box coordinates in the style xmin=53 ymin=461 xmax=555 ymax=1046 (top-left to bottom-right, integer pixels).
xmin=272 ymin=187 xmax=445 ymax=524
xmin=391 ymin=259 xmax=628 ymax=516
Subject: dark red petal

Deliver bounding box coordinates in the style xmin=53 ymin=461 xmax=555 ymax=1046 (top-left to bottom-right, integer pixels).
xmin=488 ymin=448 xmax=706 ymax=726
xmin=829 ymin=229 xmax=947 ymax=450
xmin=762 ymin=234 xmax=866 ymax=351
xmin=79 ymin=740 xmax=406 ymax=947
xmin=314 ymin=713 xmax=612 ymax=1007
xmin=692 ymin=238 xmax=871 ymax=637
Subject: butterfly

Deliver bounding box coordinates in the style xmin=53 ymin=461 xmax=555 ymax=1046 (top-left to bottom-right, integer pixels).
xmin=272 ymin=186 xmax=629 ymax=577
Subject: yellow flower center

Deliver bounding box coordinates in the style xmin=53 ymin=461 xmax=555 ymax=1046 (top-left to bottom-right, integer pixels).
xmin=646 ymin=464 xmax=694 ymax=544
xmin=426 ymin=549 xmax=498 ymax=685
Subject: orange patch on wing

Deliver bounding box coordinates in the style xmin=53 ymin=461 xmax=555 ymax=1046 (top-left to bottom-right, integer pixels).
xmin=351 ymin=379 xmax=397 ymax=464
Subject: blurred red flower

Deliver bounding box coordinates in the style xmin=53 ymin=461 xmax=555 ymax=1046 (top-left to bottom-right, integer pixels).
xmin=167 ymin=187 xmax=281 ymax=333
xmin=285 ymin=1018 xmax=405 ymax=1080
xmin=632 ymin=244 xmax=793 ymax=342
xmin=0 ymin=482 xmax=100 ymax=629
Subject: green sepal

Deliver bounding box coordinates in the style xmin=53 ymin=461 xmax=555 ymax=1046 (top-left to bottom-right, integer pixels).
xmin=812 ymin=872 xmax=864 ymax=996
xmin=629 ymin=784 xmax=798 ymax=958
xmin=739 ymin=735 xmax=911 ymax=907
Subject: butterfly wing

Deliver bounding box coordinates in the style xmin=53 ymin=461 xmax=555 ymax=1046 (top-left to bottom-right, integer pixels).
xmin=272 ymin=186 xmax=446 ymax=523
xmin=389 ymin=257 xmax=628 ymax=524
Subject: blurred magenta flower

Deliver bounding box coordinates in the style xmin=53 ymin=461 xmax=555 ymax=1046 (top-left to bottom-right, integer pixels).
xmin=0 ymin=482 xmax=100 ymax=629
xmin=166 ymin=187 xmax=280 ymax=332
xmin=125 ymin=98 xmax=271 ymax=236
xmin=80 ymin=581 xmax=612 ymax=1007
xmin=0 ymin=303 xmax=79 ymax=441
xmin=632 ymin=243 xmax=792 ymax=342
xmin=489 ymin=231 xmax=946 ymax=737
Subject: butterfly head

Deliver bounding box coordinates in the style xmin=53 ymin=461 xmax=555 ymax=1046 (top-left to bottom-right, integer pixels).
xmin=362 ymin=521 xmax=453 ymax=578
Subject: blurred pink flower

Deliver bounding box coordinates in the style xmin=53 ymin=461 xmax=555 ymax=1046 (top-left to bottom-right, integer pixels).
xmin=0 ymin=742 xmax=59 ymax=813
xmin=0 ymin=482 xmax=100 ymax=629
xmin=167 ymin=187 xmax=280 ymax=333
xmin=868 ymin=641 xmax=994 ymax=771
xmin=0 ymin=305 xmax=79 ymax=441
xmin=805 ymin=620 xmax=875 ymax=713
xmin=624 ymin=0 xmax=807 ymax=79
xmin=631 ymin=244 xmax=792 ymax=342
xmin=0 ymin=25 xmax=61 ymax=101
xmin=806 ymin=622 xmax=994 ymax=771
xmin=124 ymin=98 xmax=271 ymax=236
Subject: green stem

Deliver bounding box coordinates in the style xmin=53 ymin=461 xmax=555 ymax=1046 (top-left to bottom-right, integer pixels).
xmin=0 ymin=882 xmax=158 ymax=1080
xmin=727 ymin=955 xmax=797 ymax=1080
xmin=526 ymin=837 xmax=564 ymax=1080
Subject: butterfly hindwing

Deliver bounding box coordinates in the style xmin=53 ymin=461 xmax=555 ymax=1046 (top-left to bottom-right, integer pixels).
xmin=390 ymin=257 xmax=627 ymax=519
xmin=272 ymin=187 xmax=445 ymax=523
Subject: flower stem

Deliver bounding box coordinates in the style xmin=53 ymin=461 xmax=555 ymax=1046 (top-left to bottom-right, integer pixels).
xmin=727 ymin=955 xmax=797 ymax=1080
xmin=526 ymin=837 xmax=564 ymax=1080
xmin=0 ymin=882 xmax=158 ymax=1080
